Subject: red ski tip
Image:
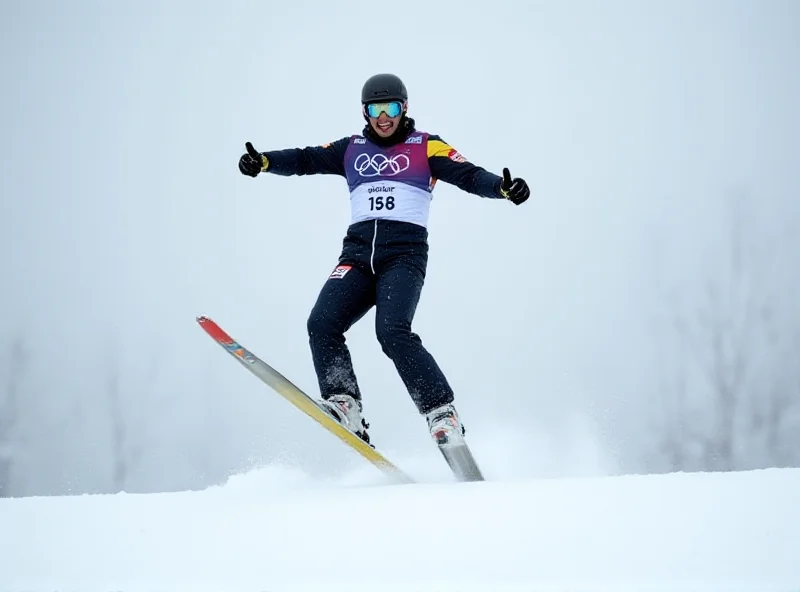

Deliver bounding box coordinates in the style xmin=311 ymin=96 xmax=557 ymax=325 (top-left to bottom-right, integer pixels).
xmin=196 ymin=315 xmax=234 ymax=344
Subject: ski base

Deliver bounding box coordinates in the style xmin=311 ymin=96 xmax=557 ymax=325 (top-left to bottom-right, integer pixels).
xmin=196 ymin=315 xmax=414 ymax=485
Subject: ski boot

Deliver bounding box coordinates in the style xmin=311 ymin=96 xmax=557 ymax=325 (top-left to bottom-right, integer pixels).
xmin=425 ymin=403 xmax=466 ymax=447
xmin=425 ymin=403 xmax=484 ymax=481
xmin=319 ymin=394 xmax=372 ymax=446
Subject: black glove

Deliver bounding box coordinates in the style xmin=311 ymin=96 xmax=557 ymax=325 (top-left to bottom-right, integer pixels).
xmin=239 ymin=142 xmax=269 ymax=177
xmin=500 ymin=167 xmax=530 ymax=205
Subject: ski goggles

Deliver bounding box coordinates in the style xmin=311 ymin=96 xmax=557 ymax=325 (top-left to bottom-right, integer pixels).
xmin=364 ymin=100 xmax=404 ymax=118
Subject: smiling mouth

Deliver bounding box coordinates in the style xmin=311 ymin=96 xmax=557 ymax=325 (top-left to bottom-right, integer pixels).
xmin=378 ymin=120 xmax=394 ymax=133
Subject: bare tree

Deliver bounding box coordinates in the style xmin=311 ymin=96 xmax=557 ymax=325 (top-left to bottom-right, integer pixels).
xmin=104 ymin=342 xmax=145 ymax=493
xmin=655 ymin=192 xmax=799 ymax=472
xmin=654 ymin=338 xmax=691 ymax=472
xmin=0 ymin=338 xmax=27 ymax=497
xmin=749 ymin=303 xmax=800 ymax=467
xmin=106 ymin=360 xmax=128 ymax=492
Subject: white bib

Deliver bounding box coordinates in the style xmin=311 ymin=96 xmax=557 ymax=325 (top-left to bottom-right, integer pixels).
xmin=349 ymin=181 xmax=432 ymax=228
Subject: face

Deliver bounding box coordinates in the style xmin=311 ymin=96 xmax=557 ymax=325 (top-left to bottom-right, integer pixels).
xmin=364 ymin=101 xmax=405 ymax=137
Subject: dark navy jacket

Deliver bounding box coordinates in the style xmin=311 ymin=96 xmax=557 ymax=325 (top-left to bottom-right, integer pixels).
xmin=262 ymin=134 xmax=505 ymax=199
xmin=259 ymin=128 xmax=505 ymax=275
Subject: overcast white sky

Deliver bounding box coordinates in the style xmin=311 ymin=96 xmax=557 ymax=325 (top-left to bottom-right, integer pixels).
xmin=1 ymin=0 xmax=798 ymax=494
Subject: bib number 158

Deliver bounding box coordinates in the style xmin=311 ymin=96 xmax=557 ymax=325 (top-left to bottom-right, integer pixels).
xmin=369 ymin=195 xmax=395 ymax=211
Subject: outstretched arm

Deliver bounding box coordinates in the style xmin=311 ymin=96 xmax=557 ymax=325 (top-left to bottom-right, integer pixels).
xmin=239 ymin=137 xmax=350 ymax=178
xmin=427 ymin=135 xmax=529 ymax=204
xmin=427 ymin=135 xmax=503 ymax=198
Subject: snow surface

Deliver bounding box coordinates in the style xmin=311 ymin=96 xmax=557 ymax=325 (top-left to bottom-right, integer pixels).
xmin=1 ymin=463 xmax=799 ymax=592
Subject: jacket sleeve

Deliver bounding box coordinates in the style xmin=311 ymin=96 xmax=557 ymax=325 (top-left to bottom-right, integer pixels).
xmin=261 ymin=137 xmax=350 ymax=177
xmin=427 ymin=135 xmax=504 ymax=199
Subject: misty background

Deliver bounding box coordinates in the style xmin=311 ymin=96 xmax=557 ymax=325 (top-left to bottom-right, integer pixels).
xmin=1 ymin=0 xmax=798 ymax=496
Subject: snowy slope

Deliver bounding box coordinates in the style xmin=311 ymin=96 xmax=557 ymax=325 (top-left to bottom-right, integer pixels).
xmin=1 ymin=465 xmax=799 ymax=592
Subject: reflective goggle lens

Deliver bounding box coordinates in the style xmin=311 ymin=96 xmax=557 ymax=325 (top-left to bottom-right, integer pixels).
xmin=365 ymin=101 xmax=403 ymax=118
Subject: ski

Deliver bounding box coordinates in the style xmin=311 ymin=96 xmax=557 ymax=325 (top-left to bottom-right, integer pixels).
xmin=437 ymin=442 xmax=485 ymax=482
xmin=196 ymin=315 xmax=414 ymax=485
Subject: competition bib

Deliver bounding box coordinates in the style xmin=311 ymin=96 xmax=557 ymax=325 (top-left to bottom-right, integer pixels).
xmin=343 ymin=132 xmax=434 ymax=228
xmin=349 ymin=180 xmax=432 ymax=227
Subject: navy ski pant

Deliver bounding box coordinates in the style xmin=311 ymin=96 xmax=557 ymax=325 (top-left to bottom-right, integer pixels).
xmin=306 ymin=219 xmax=454 ymax=415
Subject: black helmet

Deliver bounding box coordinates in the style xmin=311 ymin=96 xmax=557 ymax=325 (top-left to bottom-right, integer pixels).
xmin=361 ymin=73 xmax=408 ymax=104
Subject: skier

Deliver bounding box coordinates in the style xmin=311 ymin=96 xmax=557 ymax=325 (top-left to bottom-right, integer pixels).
xmin=238 ymin=73 xmax=530 ymax=448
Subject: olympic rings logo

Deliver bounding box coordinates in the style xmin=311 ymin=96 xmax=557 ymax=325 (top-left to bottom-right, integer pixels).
xmin=354 ymin=153 xmax=410 ymax=177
